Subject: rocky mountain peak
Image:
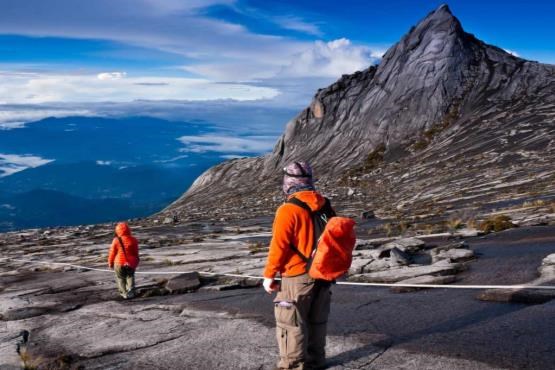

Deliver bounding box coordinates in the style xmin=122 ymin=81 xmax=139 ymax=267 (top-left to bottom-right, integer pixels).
xmin=263 ymin=3 xmax=475 ymax=175
xmin=163 ymin=5 xmax=555 ymax=223
xmin=385 ymin=3 xmax=463 ymax=59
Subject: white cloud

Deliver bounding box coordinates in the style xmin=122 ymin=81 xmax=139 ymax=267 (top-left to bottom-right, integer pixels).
xmin=178 ymin=135 xmax=276 ymax=154
xmin=370 ymin=49 xmax=387 ymax=58
xmin=182 ymin=62 xmax=277 ymax=81
xmin=503 ymin=49 xmax=520 ymax=57
xmin=0 ymin=121 xmax=26 ymax=130
xmin=0 ymin=0 xmax=308 ymax=82
xmin=277 ymin=38 xmax=380 ymax=78
xmin=0 ymin=106 xmax=94 ymax=129
xmin=0 ymin=153 xmax=54 ymax=177
xmin=273 ymin=16 xmax=323 ymax=36
xmin=0 ymin=101 xmax=299 ymax=139
xmin=183 ymin=38 xmax=383 ymax=82
xmin=139 ymin=0 xmax=235 ymax=15
xmin=97 ymin=72 xmax=127 ymax=80
xmin=228 ymin=3 xmax=323 ymax=37
xmin=96 ymin=160 xmax=113 ymax=166
xmin=0 ymin=71 xmax=280 ymax=104
xmin=154 ymin=154 xmax=189 ymax=163
xmin=0 ymin=1 xmax=389 ymax=112
xmin=0 ymin=1 xmax=384 ymax=84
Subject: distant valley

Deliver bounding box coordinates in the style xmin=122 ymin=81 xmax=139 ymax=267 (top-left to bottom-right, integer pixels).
xmin=0 ymin=114 xmax=293 ymax=231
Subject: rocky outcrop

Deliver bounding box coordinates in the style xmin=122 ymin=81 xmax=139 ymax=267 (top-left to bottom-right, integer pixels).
xmin=163 ymin=4 xmax=555 ymax=222
xmin=539 ymin=253 xmax=555 ymax=279
xmin=2 ymin=213 xmax=555 ymax=368
xmin=165 ymin=272 xmax=201 ymax=294
xmin=478 ymin=252 xmax=555 ymax=304
xmin=347 ymin=237 xmax=474 ymax=286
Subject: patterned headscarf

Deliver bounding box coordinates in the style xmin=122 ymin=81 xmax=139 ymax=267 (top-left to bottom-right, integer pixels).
xmin=282 ymin=161 xmax=315 ymax=195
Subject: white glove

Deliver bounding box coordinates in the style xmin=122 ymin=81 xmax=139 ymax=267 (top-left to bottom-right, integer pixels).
xmin=263 ymin=278 xmax=278 ymax=294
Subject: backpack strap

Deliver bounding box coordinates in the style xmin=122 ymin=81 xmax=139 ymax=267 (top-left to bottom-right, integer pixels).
xmin=288 ymin=197 xmax=312 ymax=212
xmin=117 ymin=236 xmax=129 ymax=261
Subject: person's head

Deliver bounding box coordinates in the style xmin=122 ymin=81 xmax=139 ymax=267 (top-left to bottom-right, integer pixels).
xmin=115 ymin=222 xmax=131 ymax=237
xmin=282 ymin=161 xmax=314 ymax=196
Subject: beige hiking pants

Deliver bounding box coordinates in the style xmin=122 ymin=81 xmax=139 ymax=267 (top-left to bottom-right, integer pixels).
xmin=274 ymin=273 xmax=331 ymax=370
xmin=114 ymin=265 xmax=135 ymax=299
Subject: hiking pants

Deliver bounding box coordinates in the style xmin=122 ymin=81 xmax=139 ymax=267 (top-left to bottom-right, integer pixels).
xmin=114 ymin=265 xmax=135 ymax=298
xmin=274 ymin=273 xmax=331 ymax=370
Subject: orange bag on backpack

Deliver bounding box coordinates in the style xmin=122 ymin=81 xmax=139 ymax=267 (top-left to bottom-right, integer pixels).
xmin=309 ymin=217 xmax=356 ymax=281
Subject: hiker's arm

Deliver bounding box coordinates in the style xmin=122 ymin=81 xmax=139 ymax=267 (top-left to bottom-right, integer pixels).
xmin=107 ymin=239 xmax=117 ymax=268
xmin=263 ymin=205 xmax=295 ymax=279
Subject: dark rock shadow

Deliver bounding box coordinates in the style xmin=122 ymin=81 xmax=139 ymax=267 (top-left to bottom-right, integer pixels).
xmin=326 ymin=302 xmax=528 ymax=368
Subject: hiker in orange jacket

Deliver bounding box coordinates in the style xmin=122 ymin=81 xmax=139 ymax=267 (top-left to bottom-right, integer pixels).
xmin=108 ymin=222 xmax=139 ymax=299
xmin=263 ymin=161 xmax=335 ymax=370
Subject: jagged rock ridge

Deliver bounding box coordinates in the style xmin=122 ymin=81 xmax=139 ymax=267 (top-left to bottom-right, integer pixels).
xmin=164 ymin=4 xmax=555 ymax=221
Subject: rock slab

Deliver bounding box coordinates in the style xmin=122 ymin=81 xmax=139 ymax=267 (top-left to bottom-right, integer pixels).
xmin=165 ymin=272 xmax=201 ymax=294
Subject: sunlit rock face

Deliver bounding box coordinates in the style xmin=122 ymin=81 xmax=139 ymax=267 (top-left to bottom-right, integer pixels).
xmin=164 ymin=4 xmax=555 ymax=222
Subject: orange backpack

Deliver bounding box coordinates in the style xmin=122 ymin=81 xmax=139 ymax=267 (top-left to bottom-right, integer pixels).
xmin=288 ymin=197 xmax=356 ymax=281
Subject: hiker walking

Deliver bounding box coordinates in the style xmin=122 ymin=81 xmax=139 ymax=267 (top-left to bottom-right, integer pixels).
xmin=263 ymin=161 xmax=337 ymax=370
xmin=108 ymin=222 xmax=139 ymax=299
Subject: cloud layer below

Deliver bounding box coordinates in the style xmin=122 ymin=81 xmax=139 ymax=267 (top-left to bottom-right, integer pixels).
xmin=0 ymin=153 xmax=54 ymax=177
xmin=178 ymin=135 xmax=276 ymax=154
xmin=0 ymin=71 xmax=280 ymax=105
xmin=0 ymin=106 xmax=94 ymax=129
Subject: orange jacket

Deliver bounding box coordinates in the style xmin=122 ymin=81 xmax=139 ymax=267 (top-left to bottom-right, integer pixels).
xmin=263 ymin=190 xmax=331 ymax=278
xmin=108 ymin=222 xmax=139 ymax=269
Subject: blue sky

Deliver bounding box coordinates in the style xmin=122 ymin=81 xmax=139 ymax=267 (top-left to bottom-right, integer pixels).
xmin=0 ymin=0 xmax=554 ymax=126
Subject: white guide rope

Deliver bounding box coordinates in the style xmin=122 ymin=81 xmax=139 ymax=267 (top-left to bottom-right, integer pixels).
xmin=1 ymin=257 xmax=555 ymax=290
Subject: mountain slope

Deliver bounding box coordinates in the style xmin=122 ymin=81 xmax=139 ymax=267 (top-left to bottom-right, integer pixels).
xmin=163 ymin=4 xmax=555 ymax=222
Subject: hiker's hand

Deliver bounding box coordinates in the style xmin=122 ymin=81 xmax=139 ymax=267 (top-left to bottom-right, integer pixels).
xmin=109 ymin=264 xmax=114 ymax=270
xmin=263 ymin=278 xmax=278 ymax=294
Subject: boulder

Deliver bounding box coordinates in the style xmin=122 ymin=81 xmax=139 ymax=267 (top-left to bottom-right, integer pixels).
xmin=381 ymin=237 xmax=425 ymax=253
xmin=353 ymin=249 xmax=382 ymax=259
xmin=433 ymin=241 xmax=468 ymax=251
xmin=477 ymin=289 xmax=555 ymax=305
xmin=389 ymin=247 xmax=411 ymax=266
xmin=431 ymin=248 xmax=475 ymax=263
xmin=165 ymin=272 xmax=201 ymax=294
xmin=362 ymin=259 xmax=392 ymax=273
xmin=349 ymin=258 xmax=373 ymax=275
xmin=361 ymin=210 xmax=375 ymax=219
xmin=353 ymin=262 xmax=460 ymax=283
xmin=539 ymin=253 xmax=555 ymax=278
xmin=239 ymin=278 xmax=262 ymax=288
xmin=432 ymin=259 xmax=464 ymax=269
xmin=354 ymin=238 xmax=386 ymax=250
xmin=199 ymin=283 xmax=241 ymax=292
xmin=541 ymin=253 xmax=555 ymax=266
xmin=378 ymin=247 xmax=411 ymax=263
xmin=390 ymin=274 xmax=457 ymax=293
